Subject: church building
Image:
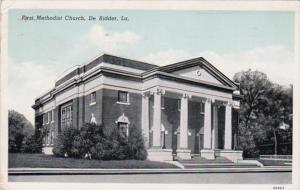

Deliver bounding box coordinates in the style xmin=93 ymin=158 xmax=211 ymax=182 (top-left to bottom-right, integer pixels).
xmin=32 ymin=54 xmax=243 ymax=162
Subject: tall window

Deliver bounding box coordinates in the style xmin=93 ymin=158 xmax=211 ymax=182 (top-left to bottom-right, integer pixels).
xmin=161 ymin=96 xmax=165 ymax=109
xmin=61 ymin=104 xmax=72 ymax=129
xmin=200 ymin=102 xmax=205 ymax=114
xmin=177 ymin=99 xmax=181 ymax=111
xmin=50 ymin=131 xmax=54 ymax=145
xmin=48 ymin=111 xmax=52 ymax=123
xmin=43 ymin=114 xmax=46 ymax=125
xmin=118 ymin=91 xmax=128 ymax=103
xmin=118 ymin=122 xmax=128 ymax=138
xmin=51 ymin=110 xmax=54 ymax=122
xmin=90 ymin=92 xmax=96 ymax=105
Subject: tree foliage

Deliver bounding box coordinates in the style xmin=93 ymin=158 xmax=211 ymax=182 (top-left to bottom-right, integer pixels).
xmin=8 ymin=110 xmax=34 ymax=153
xmin=233 ymin=70 xmax=293 ymax=157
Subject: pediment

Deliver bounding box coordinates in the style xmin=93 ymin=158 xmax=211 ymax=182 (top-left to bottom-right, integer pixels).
xmin=172 ymin=65 xmax=223 ymax=85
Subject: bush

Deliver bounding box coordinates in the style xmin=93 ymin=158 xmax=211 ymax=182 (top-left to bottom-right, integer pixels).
xmin=21 ymin=134 xmax=42 ymax=153
xmin=53 ymin=127 xmax=79 ymax=157
xmin=126 ymin=125 xmax=147 ymax=160
xmin=52 ymin=123 xmax=147 ymax=160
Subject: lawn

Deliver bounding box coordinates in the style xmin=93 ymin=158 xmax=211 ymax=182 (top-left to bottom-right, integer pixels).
xmin=9 ymin=153 xmax=178 ymax=169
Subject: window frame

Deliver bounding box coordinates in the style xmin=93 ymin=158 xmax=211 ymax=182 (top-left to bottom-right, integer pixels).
xmin=90 ymin=91 xmax=96 ymax=105
xmin=117 ymin=122 xmax=129 ymax=138
xmin=117 ymin=91 xmax=129 ymax=104
xmin=200 ymin=102 xmax=205 ymax=114
xmin=161 ymin=96 xmax=165 ymax=110
xmin=48 ymin=111 xmax=51 ymax=124
xmin=60 ymin=103 xmax=73 ymax=129
xmin=177 ymin=99 xmax=181 ymax=111
xmin=51 ymin=110 xmax=54 ymax=123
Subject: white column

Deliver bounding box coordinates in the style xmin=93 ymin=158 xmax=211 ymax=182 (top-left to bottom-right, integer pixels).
xmin=212 ymin=103 xmax=219 ymax=149
xmin=152 ymin=89 xmax=162 ymax=148
xmin=179 ymin=94 xmax=189 ymax=149
xmin=203 ymin=98 xmax=212 ymax=149
xmin=224 ymin=102 xmax=232 ymax=149
xmin=142 ymin=93 xmax=150 ymax=148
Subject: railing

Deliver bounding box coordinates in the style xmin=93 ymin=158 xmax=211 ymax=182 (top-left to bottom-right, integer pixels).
xmin=260 ymin=155 xmax=292 ymax=160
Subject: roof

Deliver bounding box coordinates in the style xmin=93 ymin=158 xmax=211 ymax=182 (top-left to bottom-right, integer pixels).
xmin=34 ymin=54 xmax=240 ymax=108
xmin=55 ymin=54 xmax=158 ymax=86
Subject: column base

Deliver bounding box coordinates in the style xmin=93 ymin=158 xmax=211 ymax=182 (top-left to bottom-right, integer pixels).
xmin=215 ymin=149 xmax=243 ymax=162
xmin=176 ymin=149 xmax=191 ymax=160
xmin=147 ymin=148 xmax=173 ymax=161
xmin=200 ymin=149 xmax=215 ymax=160
xmin=42 ymin=147 xmax=53 ymax=155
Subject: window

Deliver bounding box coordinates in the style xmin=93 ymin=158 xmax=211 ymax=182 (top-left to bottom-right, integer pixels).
xmin=61 ymin=104 xmax=72 ymax=129
xmin=48 ymin=111 xmax=52 ymax=123
xmin=200 ymin=102 xmax=205 ymax=114
xmin=118 ymin=122 xmax=128 ymax=138
xmin=177 ymin=99 xmax=181 ymax=111
xmin=43 ymin=114 xmax=46 ymax=125
xmin=90 ymin=92 xmax=96 ymax=105
xmin=48 ymin=133 xmax=51 ymax=145
xmin=50 ymin=131 xmax=54 ymax=145
xmin=43 ymin=114 xmax=48 ymax=125
xmin=118 ymin=91 xmax=128 ymax=103
xmin=51 ymin=110 xmax=54 ymax=122
xmin=161 ymin=96 xmax=165 ymax=109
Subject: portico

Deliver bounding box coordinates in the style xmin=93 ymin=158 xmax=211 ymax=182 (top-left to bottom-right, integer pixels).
xmin=142 ymin=85 xmax=241 ymax=162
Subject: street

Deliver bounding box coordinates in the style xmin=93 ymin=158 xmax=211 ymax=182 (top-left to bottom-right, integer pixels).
xmin=9 ymin=171 xmax=291 ymax=184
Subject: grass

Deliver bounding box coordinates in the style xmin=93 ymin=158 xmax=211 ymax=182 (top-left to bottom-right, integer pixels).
xmin=9 ymin=153 xmax=178 ymax=169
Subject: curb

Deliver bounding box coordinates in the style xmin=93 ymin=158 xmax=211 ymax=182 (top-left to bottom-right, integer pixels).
xmin=8 ymin=167 xmax=292 ymax=175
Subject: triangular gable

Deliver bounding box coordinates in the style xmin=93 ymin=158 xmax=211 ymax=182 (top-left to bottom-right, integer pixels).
xmin=172 ymin=65 xmax=223 ymax=86
xmin=158 ymin=57 xmax=238 ymax=89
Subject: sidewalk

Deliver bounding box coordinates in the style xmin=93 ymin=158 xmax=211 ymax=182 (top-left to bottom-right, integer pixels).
xmin=8 ymin=166 xmax=292 ymax=175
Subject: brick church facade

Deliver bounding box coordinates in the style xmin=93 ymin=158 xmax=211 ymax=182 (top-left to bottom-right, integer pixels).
xmin=32 ymin=54 xmax=243 ymax=161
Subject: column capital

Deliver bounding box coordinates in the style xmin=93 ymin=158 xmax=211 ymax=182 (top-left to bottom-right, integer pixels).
xmin=181 ymin=93 xmax=192 ymax=99
xmin=205 ymin=98 xmax=212 ymax=103
xmin=223 ymin=101 xmax=233 ymax=107
xmin=142 ymin=92 xmax=151 ymax=98
xmin=150 ymin=88 xmax=165 ymax=95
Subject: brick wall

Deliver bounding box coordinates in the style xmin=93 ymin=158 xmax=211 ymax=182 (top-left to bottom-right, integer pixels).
xmin=102 ymin=89 xmax=142 ymax=133
xmin=84 ymin=89 xmax=103 ymax=126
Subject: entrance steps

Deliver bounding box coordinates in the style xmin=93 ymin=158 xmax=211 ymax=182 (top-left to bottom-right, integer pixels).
xmin=179 ymin=156 xmax=259 ymax=169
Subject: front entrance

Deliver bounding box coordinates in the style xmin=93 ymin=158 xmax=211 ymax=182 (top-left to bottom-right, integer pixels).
xmin=188 ymin=101 xmax=204 ymax=155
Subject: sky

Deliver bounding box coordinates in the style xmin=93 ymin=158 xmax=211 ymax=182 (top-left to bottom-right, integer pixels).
xmin=8 ymin=9 xmax=295 ymax=124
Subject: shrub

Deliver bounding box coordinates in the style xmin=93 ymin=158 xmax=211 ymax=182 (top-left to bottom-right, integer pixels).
xmin=52 ymin=123 xmax=148 ymax=160
xmin=21 ymin=134 xmax=42 ymax=153
xmin=126 ymin=125 xmax=147 ymax=160
xmin=53 ymin=127 xmax=79 ymax=157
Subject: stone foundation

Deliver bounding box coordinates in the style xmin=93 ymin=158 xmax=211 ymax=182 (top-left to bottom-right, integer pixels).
xmin=147 ymin=148 xmax=173 ymax=161
xmin=176 ymin=149 xmax=191 ymax=160
xmin=200 ymin=149 xmax=215 ymax=160
xmin=42 ymin=147 xmax=54 ymax=155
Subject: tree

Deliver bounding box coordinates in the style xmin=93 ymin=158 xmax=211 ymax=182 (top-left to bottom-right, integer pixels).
xmin=233 ymin=70 xmax=272 ymax=129
xmin=233 ymin=70 xmax=293 ymax=157
xmin=8 ymin=110 xmax=34 ymax=153
xmin=233 ymin=70 xmax=272 ymax=157
xmin=259 ymin=84 xmax=293 ymax=155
